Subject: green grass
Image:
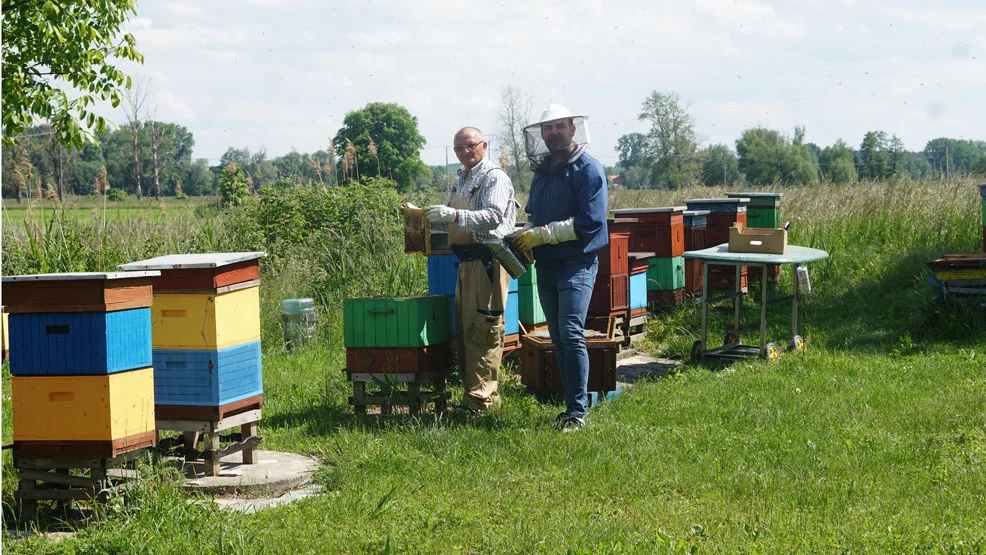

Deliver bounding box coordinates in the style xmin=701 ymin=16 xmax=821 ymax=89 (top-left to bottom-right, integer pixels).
xmin=3 ymin=179 xmax=986 ymax=552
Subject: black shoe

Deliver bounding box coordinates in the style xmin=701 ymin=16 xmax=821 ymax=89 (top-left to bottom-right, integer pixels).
xmin=560 ymin=416 xmax=585 ymax=433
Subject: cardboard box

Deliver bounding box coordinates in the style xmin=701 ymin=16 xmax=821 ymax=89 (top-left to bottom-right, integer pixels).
xmin=728 ymin=223 xmax=787 ymax=254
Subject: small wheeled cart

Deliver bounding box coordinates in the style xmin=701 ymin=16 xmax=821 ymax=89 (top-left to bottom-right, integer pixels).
xmin=683 ymin=244 xmax=829 ymax=362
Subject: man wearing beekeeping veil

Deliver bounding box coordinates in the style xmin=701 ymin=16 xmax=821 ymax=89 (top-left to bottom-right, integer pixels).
xmin=423 ymin=127 xmax=517 ymax=414
xmin=511 ymin=104 xmax=608 ymax=432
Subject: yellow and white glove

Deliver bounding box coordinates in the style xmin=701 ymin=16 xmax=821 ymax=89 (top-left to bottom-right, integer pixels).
xmin=512 ymin=218 xmax=577 ymax=252
xmin=423 ymin=205 xmax=457 ymax=224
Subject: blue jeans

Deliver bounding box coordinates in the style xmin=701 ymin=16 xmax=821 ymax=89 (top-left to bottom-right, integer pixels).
xmin=536 ymin=254 xmax=598 ymax=419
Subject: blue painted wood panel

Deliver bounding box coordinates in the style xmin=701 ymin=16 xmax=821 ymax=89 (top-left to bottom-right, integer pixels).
xmin=153 ymin=340 xmax=262 ymax=406
xmin=9 ymin=308 xmax=152 ymax=376
xmin=630 ymin=272 xmax=648 ymax=310
xmin=427 ymin=255 xmax=458 ymax=296
xmin=505 ymin=291 xmax=519 ymax=335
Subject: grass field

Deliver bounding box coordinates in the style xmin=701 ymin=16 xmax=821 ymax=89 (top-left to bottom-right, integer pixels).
xmin=2 ymin=179 xmax=985 ymax=553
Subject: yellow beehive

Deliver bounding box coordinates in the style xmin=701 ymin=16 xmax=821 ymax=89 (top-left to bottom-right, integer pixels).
xmin=151 ymin=286 xmax=260 ymax=350
xmin=12 ymin=367 xmax=155 ymax=443
xmin=933 ymin=268 xmax=986 ymax=281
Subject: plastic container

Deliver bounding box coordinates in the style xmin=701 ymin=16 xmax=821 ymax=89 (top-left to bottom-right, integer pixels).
xmin=281 ymin=298 xmax=317 ymax=350
xmin=797 ymin=266 xmax=811 ymax=294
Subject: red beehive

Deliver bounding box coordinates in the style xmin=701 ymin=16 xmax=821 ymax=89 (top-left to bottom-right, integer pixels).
xmin=588 ymin=273 xmax=629 ymax=317
xmin=520 ymin=334 xmax=620 ymax=394
xmin=345 ymin=344 xmax=454 ymax=374
xmin=597 ymin=232 xmax=630 ymax=276
xmin=118 ymin=252 xmax=266 ymax=292
xmin=610 ymin=208 xmax=685 ymax=257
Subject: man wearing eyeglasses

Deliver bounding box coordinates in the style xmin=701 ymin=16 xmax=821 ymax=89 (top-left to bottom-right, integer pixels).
xmin=510 ymin=104 xmax=608 ymax=432
xmin=423 ymin=127 xmax=517 ymax=414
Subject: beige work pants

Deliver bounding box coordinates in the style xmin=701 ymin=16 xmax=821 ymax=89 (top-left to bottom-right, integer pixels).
xmin=454 ymin=259 xmax=510 ymax=411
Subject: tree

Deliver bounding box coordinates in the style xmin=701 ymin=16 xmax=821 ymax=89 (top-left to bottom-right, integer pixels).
xmin=496 ymin=85 xmax=533 ymax=190
xmin=219 ymin=161 xmax=249 ymax=207
xmin=735 ymin=127 xmax=817 ymax=185
xmin=2 ymin=0 xmax=143 ymax=148
xmin=858 ymin=131 xmax=891 ymax=180
xmin=700 ymin=144 xmax=741 ymax=186
xmin=332 ymin=102 xmax=427 ymax=191
xmin=971 ymin=153 xmax=986 ymax=177
xmin=637 ymin=91 xmax=701 ymax=189
xmin=616 ymin=132 xmax=650 ymax=171
xmin=818 ymin=140 xmax=858 ymax=183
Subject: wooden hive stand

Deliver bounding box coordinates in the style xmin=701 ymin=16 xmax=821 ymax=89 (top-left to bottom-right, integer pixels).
xmin=344 ymin=345 xmax=453 ymax=416
xmin=156 ymin=396 xmax=263 ymax=477
xmin=14 ymin=449 xmax=145 ymax=523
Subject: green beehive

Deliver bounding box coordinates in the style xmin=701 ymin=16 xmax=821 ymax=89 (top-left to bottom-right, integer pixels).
xmin=727 ymin=193 xmax=781 ymax=228
xmin=518 ymin=263 xmax=546 ymax=325
xmin=344 ymin=296 xmax=452 ymax=348
xmin=647 ymin=256 xmax=685 ymax=291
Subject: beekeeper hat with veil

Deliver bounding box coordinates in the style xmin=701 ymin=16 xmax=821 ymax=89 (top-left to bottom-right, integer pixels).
xmin=523 ymin=103 xmax=591 ymax=172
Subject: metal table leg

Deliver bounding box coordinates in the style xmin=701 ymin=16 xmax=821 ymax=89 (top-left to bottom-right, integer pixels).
xmin=760 ymin=263 xmax=768 ymax=355
xmin=700 ymin=262 xmax=709 ymax=352
xmin=733 ymin=264 xmax=742 ymax=334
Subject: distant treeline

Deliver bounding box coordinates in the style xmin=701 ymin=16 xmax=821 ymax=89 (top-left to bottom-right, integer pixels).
xmin=3 ymin=122 xmax=985 ymax=202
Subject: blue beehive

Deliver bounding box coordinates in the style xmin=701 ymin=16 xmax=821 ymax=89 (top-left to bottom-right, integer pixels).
xmin=629 ymin=272 xmax=647 ymax=311
xmin=153 ymin=341 xmax=262 ymax=406
xmin=9 ymin=308 xmax=152 ymax=376
xmin=427 ymin=254 xmax=458 ymax=296
xmin=505 ymin=291 xmax=519 ymax=335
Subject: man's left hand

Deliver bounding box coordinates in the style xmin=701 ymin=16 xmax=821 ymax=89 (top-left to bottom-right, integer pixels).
xmin=423 ymin=205 xmax=457 ymax=224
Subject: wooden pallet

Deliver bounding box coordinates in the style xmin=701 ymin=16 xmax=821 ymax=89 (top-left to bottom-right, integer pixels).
xmin=622 ymin=313 xmax=648 ymax=347
xmin=156 ymin=407 xmax=263 ymax=477
xmin=586 ymin=314 xmax=626 ymax=342
xmin=14 ymin=451 xmax=144 ymax=522
xmin=346 ymin=370 xmax=450 ymax=416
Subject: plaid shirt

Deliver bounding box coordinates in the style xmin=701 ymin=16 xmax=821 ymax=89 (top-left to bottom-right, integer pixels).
xmin=446 ymin=158 xmax=517 ymax=241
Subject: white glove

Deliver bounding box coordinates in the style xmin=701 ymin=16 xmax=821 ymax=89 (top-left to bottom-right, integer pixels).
xmin=423 ymin=205 xmax=457 ymax=224
xmin=511 ymin=218 xmax=577 ymax=252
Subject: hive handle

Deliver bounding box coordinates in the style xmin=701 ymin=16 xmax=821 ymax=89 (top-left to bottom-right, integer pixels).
xmin=367 ymin=308 xmax=395 ymax=315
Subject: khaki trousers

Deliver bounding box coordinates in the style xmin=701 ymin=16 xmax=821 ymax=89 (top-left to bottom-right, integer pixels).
xmin=454 ymin=259 xmax=510 ymax=411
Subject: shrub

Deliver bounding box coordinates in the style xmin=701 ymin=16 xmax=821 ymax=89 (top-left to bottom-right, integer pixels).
xmin=107 ymin=188 xmax=127 ymax=201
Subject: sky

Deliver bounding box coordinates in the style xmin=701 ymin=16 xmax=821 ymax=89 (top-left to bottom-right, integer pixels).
xmin=111 ymin=0 xmax=986 ymax=168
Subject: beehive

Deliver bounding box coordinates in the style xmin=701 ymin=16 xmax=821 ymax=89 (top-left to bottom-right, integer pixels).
xmin=8 ymin=308 xmax=152 ymax=376
xmin=427 ymin=254 xmax=459 ymax=296
xmin=152 ymin=341 xmax=262 ymax=406
xmin=12 ymin=367 xmax=156 ymax=458
xmin=597 ymin=232 xmax=630 ymax=276
xmin=683 ymin=210 xmax=709 ymax=294
xmin=629 ymin=268 xmax=648 ymax=311
xmin=647 ymin=256 xmax=685 ymax=291
xmin=150 ymin=286 xmax=261 ymax=350
xmin=2 ymin=272 xmax=156 ymax=314
xmin=980 ymin=184 xmax=985 ymax=251
xmin=588 ymin=273 xmax=629 ymax=317
xmin=610 ymin=207 xmax=685 ymax=257
xmin=519 ymin=334 xmax=620 ymax=394
xmin=505 ymin=290 xmax=520 ymax=335
xmin=726 ymin=192 xmax=781 ymax=229
xmin=344 ymin=296 xmax=453 ymax=348
xmin=686 ymin=199 xmax=749 ymax=289
xmin=345 ymin=344 xmax=454 ymax=373
xmin=518 ymin=263 xmax=546 ymax=326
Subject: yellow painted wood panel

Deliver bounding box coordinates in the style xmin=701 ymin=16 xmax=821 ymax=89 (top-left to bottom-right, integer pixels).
xmin=1 ymin=309 xmax=8 ymax=354
xmin=933 ymin=268 xmax=986 ymax=281
xmin=12 ymin=368 xmax=155 ymax=442
xmin=151 ymin=286 xmax=260 ymax=350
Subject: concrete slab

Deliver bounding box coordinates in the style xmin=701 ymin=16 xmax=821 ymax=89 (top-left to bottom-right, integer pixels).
xmin=616 ymin=352 xmax=679 ymax=384
xmin=178 ymin=450 xmax=318 ymax=497
xmin=211 ymin=485 xmax=324 ymax=514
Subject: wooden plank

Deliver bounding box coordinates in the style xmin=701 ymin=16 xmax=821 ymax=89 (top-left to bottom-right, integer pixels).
xmin=218 ymin=435 xmax=263 ymax=458
xmin=18 ymin=469 xmax=102 ymax=489
xmin=16 ymin=489 xmax=98 ymax=501
xmin=155 ymin=395 xmax=263 ymax=421
xmin=13 ymin=432 xmax=156 ymax=460
xmin=157 ymin=409 xmax=262 ymax=434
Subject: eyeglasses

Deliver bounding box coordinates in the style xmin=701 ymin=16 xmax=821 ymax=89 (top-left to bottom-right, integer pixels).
xmin=453 ymin=142 xmax=484 ymax=153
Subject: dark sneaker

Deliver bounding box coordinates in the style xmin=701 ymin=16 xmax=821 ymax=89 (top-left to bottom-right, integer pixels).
xmin=552 ymin=412 xmax=568 ymax=426
xmin=560 ymin=416 xmax=585 ymax=433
